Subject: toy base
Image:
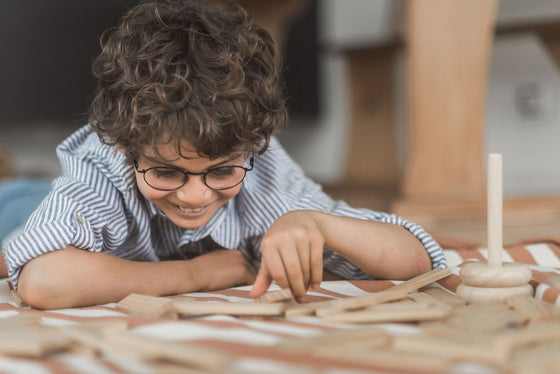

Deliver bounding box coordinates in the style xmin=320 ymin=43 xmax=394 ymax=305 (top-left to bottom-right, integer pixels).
xmin=456 ymin=283 xmax=533 ymax=304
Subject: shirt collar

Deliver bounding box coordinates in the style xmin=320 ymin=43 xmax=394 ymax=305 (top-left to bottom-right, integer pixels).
xmin=174 ymin=199 xmax=241 ymax=249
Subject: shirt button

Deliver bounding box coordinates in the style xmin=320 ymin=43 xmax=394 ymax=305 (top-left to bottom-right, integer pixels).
xmin=76 ymin=215 xmax=84 ymax=225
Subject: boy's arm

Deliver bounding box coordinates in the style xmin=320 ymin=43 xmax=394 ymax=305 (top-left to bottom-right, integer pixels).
xmin=18 ymin=246 xmax=256 ymax=310
xmin=251 ymin=210 xmax=432 ymax=300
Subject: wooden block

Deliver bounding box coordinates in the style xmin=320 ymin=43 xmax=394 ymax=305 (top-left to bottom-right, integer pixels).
xmin=256 ymin=288 xmax=295 ymax=304
xmin=276 ymin=325 xmax=390 ymax=352
xmin=172 ymin=299 xmax=286 ymax=316
xmin=312 ymin=346 xmax=452 ymax=374
xmin=446 ymin=303 xmax=527 ymax=334
xmin=392 ymin=334 xmax=507 ymax=365
xmin=116 ymin=293 xmax=174 ymax=318
xmin=283 ymin=299 xmax=336 ymax=317
xmin=507 ymin=340 xmax=560 ymax=374
xmin=322 ymin=302 xmax=450 ymax=324
xmin=492 ymin=320 xmax=560 ymax=355
xmin=408 ymin=291 xmax=453 ymax=310
xmin=0 ymin=326 xmax=71 ymax=357
xmin=326 ymin=288 xmax=409 ymax=312
xmin=420 ymin=321 xmax=492 ymax=344
xmin=390 ymin=268 xmax=452 ymax=293
xmin=106 ymin=330 xmax=232 ymax=371
xmin=508 ymin=295 xmax=560 ymax=323
xmin=422 ymin=286 xmax=467 ymax=308
xmin=59 ymin=325 xmax=111 ymax=355
xmin=0 ymin=313 xmax=41 ymax=330
xmin=60 ymin=325 xmax=145 ymax=364
xmin=81 ymin=319 xmax=129 ymax=333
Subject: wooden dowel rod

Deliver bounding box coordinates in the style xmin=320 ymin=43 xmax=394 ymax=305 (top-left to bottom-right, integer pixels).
xmin=487 ymin=153 xmax=503 ymax=266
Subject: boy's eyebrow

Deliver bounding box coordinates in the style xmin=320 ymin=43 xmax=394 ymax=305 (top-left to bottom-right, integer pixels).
xmin=142 ymin=153 xmax=244 ymax=170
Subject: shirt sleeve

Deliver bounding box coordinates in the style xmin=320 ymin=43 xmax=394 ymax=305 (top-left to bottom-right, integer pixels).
xmin=3 ymin=177 xmax=130 ymax=289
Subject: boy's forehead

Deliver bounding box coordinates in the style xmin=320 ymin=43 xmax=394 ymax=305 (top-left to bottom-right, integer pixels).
xmin=139 ymin=141 xmax=243 ymax=164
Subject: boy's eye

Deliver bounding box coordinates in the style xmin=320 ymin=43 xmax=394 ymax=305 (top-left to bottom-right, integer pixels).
xmin=208 ymin=167 xmax=237 ymax=178
xmin=151 ymin=168 xmax=183 ymax=180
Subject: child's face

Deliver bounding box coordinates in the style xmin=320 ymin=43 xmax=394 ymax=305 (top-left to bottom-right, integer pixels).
xmin=134 ymin=141 xmax=246 ymax=230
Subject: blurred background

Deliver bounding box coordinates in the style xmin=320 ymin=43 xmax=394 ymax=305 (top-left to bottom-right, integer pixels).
xmin=2 ymin=0 xmax=560 ymax=244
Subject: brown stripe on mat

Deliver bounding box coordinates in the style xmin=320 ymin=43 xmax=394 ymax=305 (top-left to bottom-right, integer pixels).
xmin=541 ymin=286 xmax=560 ymax=305
xmin=507 ymin=245 xmax=538 ymax=265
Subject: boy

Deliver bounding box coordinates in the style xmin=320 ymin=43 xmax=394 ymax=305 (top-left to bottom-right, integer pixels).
xmin=4 ymin=0 xmax=446 ymax=309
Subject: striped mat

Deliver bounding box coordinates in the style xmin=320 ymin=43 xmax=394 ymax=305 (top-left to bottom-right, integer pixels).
xmin=0 ymin=238 xmax=558 ymax=373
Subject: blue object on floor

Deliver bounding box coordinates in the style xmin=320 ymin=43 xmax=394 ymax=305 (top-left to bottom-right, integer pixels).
xmin=0 ymin=178 xmax=52 ymax=241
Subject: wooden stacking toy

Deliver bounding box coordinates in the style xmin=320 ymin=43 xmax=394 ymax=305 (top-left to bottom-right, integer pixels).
xmin=456 ymin=154 xmax=533 ymax=304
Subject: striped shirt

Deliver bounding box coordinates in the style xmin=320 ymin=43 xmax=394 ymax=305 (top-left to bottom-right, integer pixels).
xmin=4 ymin=125 xmax=447 ymax=289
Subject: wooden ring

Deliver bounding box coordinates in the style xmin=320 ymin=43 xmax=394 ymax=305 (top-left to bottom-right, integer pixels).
xmin=459 ymin=262 xmax=532 ymax=287
xmin=456 ymin=283 xmax=533 ymax=304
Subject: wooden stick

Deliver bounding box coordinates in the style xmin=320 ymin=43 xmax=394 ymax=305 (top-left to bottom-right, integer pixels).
xmin=422 ymin=286 xmax=467 ymax=308
xmin=326 ymin=287 xmax=409 ymax=311
xmin=172 ymin=299 xmax=286 ymax=316
xmin=446 ymin=303 xmax=527 ymax=334
xmin=292 ymin=269 xmax=451 ymax=315
xmin=283 ymin=299 xmax=336 ymax=317
xmin=492 ymin=320 xmax=560 ymax=355
xmin=392 ymin=334 xmax=507 ymax=365
xmin=116 ymin=293 xmax=175 ymax=318
xmin=0 ymin=326 xmax=71 ymax=357
xmin=507 ymin=340 xmax=560 ymax=373
xmin=106 ymin=330 xmax=232 ymax=371
xmin=256 ymin=288 xmax=295 ymax=304
xmin=0 ymin=313 xmax=41 ymax=329
xmin=487 ymin=153 xmax=503 ymax=266
xmin=312 ymin=346 xmax=452 ymax=374
xmin=323 ymin=303 xmax=450 ymax=324
xmin=407 ymin=291 xmax=453 ymax=310
xmin=390 ymin=268 xmax=452 ymax=293
xmin=276 ymin=326 xmax=390 ymax=352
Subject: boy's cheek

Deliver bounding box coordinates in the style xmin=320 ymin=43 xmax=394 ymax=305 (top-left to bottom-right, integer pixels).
xmin=135 ymin=178 xmax=166 ymax=201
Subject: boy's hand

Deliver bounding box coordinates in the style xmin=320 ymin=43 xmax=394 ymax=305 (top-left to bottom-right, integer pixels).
xmin=194 ymin=249 xmax=257 ymax=291
xmin=250 ymin=210 xmax=324 ymax=301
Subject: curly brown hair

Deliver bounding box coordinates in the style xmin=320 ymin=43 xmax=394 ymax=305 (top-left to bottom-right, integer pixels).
xmin=89 ymin=0 xmax=287 ymax=162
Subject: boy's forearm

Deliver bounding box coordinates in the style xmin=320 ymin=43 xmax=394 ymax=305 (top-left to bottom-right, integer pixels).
xmin=310 ymin=211 xmax=432 ymax=280
xmin=17 ymin=247 xmax=253 ymax=309
xmin=18 ymin=246 xmax=195 ymax=309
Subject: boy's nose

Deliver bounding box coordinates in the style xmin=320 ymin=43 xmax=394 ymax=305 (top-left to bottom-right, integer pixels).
xmin=174 ymin=175 xmax=211 ymax=203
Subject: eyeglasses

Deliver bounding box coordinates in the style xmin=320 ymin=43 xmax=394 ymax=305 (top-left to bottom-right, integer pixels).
xmin=133 ymin=157 xmax=254 ymax=191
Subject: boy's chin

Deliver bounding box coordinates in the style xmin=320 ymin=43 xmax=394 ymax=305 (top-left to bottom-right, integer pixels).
xmin=168 ymin=215 xmax=210 ymax=230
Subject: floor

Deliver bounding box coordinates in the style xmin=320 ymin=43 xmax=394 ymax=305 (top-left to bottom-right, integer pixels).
xmin=0 ymin=122 xmax=80 ymax=179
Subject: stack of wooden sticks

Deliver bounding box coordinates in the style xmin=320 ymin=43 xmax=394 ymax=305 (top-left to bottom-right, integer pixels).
xmin=3 ymin=268 xmax=560 ymax=373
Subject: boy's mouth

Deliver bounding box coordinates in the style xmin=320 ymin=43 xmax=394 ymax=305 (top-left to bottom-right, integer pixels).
xmin=178 ymin=206 xmax=205 ymax=214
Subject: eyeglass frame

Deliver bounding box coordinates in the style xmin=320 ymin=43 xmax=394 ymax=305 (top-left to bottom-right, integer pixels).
xmin=133 ymin=156 xmax=254 ymax=191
